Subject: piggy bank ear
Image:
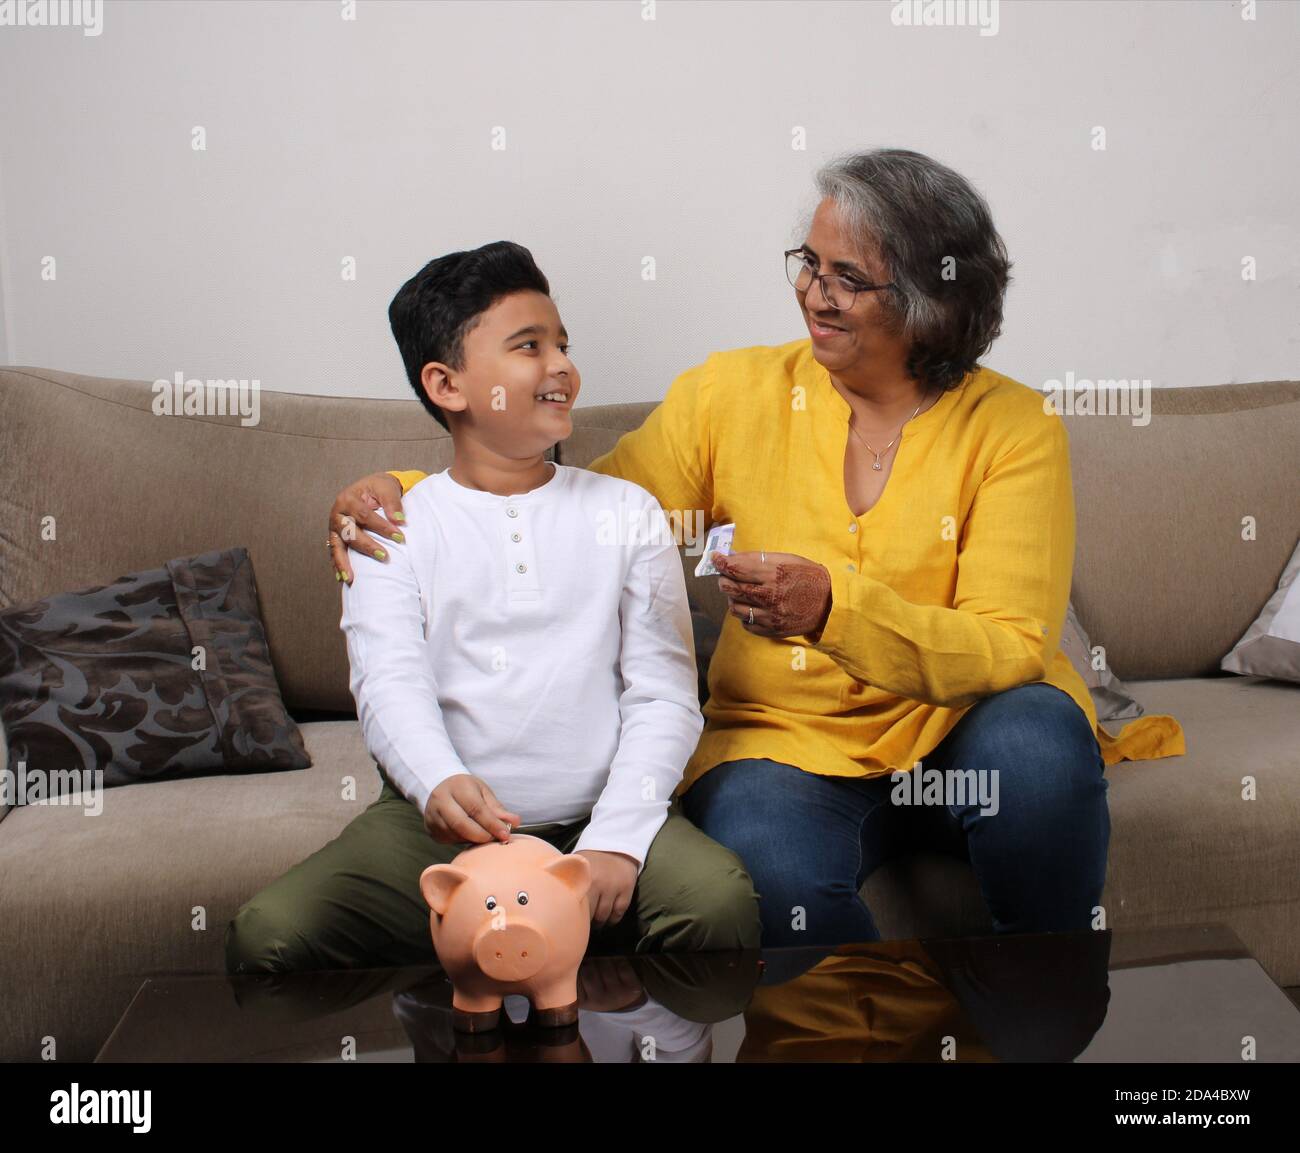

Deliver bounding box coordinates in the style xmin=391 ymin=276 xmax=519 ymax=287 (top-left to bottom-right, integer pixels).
xmin=420 ymin=864 xmax=469 ymax=916
xmin=543 ymin=853 xmax=592 ymax=900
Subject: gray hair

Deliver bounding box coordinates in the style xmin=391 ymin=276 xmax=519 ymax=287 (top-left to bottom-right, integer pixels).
xmin=795 ymin=149 xmax=1013 ymax=391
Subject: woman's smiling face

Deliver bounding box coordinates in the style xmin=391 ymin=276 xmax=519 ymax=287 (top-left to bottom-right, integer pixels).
xmin=795 ymin=197 xmax=908 ymax=380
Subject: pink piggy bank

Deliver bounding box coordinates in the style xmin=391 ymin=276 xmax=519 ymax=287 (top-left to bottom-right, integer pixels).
xmin=419 ymin=835 xmax=592 ymax=1032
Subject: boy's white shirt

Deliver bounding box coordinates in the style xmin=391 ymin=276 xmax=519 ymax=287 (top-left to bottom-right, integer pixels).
xmin=338 ymin=462 xmax=704 ymax=876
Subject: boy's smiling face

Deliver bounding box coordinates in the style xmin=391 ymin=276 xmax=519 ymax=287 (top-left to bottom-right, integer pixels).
xmin=421 ymin=290 xmax=579 ymax=456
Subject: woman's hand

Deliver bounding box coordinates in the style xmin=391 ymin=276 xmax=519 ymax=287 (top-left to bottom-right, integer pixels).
xmin=328 ymin=472 xmax=408 ymax=586
xmin=714 ymin=550 xmax=832 ymax=639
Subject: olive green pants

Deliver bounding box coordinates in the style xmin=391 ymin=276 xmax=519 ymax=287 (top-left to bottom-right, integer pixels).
xmin=225 ymin=770 xmax=762 ymax=974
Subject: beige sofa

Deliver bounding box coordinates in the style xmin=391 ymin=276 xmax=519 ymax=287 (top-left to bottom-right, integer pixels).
xmin=1 ymin=365 xmax=1297 ymax=1062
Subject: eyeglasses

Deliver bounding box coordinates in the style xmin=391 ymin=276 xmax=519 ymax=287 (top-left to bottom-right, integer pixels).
xmin=784 ymin=248 xmax=895 ymax=311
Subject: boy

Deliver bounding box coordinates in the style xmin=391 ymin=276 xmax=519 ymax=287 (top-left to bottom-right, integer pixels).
xmin=224 ymin=241 xmax=761 ymax=973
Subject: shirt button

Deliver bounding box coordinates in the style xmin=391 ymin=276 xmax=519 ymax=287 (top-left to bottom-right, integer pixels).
xmin=845 ymin=563 xmax=855 ymax=572
xmin=515 ymin=562 xmax=527 ymax=574
xmin=506 ymin=507 xmax=519 ymax=518
xmin=511 ymin=532 xmax=522 ymax=542
xmin=848 ymin=523 xmax=858 ymax=533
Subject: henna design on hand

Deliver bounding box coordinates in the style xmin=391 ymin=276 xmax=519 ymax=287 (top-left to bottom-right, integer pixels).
xmin=770 ymin=562 xmax=831 ymax=632
xmin=721 ymin=559 xmax=831 ymax=635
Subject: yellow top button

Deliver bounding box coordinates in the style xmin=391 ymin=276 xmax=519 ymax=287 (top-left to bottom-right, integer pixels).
xmin=848 ymin=523 xmax=858 ymax=533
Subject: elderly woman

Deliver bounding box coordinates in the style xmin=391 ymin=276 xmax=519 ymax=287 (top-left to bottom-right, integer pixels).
xmin=327 ymin=148 xmax=1184 ymax=948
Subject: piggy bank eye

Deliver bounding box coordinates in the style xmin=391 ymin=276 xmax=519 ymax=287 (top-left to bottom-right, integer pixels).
xmin=485 ymin=895 xmax=498 ymax=911
xmin=516 ymin=891 xmax=529 ymax=905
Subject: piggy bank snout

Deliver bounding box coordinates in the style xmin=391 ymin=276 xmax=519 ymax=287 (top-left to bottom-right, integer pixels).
xmin=474 ymin=921 xmax=549 ymax=983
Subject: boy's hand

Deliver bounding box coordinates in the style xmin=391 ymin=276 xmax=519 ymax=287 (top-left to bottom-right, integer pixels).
xmin=423 ymin=774 xmax=521 ymax=845
xmin=329 ymin=471 xmax=408 ymax=586
xmin=576 ymin=956 xmax=647 ymax=1013
xmin=574 ymin=849 xmax=639 ymax=928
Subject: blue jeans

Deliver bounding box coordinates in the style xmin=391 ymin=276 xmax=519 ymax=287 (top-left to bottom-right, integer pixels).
xmin=680 ymin=682 xmax=1110 ymax=948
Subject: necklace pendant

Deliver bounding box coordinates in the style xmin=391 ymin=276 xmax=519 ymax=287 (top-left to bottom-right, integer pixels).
xmin=872 ymin=459 xmax=883 ymax=471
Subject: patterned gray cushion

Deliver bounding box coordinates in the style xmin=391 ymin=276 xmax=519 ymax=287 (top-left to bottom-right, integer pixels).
xmin=0 ymin=546 xmax=309 ymax=806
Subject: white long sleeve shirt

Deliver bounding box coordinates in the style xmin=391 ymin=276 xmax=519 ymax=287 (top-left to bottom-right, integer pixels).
xmin=338 ymin=462 xmax=704 ymax=873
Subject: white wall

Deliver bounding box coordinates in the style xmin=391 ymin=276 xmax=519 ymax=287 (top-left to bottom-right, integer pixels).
xmin=0 ymin=0 xmax=1296 ymax=402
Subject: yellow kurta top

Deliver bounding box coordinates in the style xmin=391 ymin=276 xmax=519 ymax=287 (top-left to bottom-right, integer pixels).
xmin=389 ymin=338 xmax=1185 ymax=794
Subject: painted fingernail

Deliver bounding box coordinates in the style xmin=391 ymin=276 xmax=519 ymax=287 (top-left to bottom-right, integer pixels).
xmin=335 ymin=570 xmax=343 ymax=581
xmin=392 ymin=511 xmax=406 ymax=522
xmin=391 ymin=532 xmax=405 ymax=544
xmin=374 ymin=549 xmax=387 ymax=561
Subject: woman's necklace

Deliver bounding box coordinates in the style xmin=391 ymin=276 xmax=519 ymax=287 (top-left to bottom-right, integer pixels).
xmin=848 ymin=388 xmax=934 ymax=471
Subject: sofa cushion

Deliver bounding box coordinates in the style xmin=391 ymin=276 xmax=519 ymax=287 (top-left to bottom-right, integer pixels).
xmin=1063 ymin=381 xmax=1300 ymax=678
xmin=0 ymin=547 xmax=308 ymax=806
xmin=1221 ymin=534 xmax=1300 ymax=683
xmin=0 ymin=367 xmax=456 ymax=714
xmin=0 ymin=720 xmax=381 ymax=1061
xmin=1059 ymin=600 xmax=1145 ymax=723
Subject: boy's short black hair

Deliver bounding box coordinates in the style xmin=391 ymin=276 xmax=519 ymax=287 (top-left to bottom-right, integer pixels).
xmin=388 ymin=240 xmax=551 ymax=431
